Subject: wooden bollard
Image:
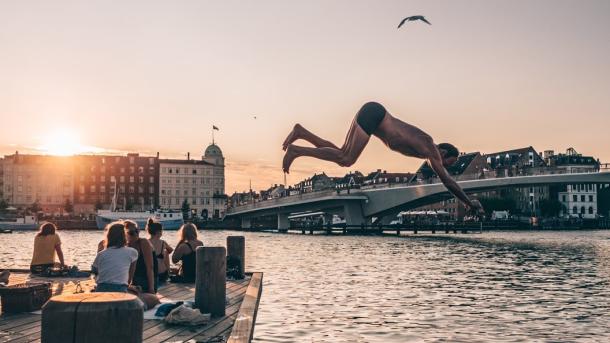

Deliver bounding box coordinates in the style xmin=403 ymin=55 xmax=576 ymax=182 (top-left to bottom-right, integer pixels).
xmin=195 ymin=246 xmax=226 ymax=317
xmin=227 ymin=236 xmax=245 ymax=279
xmin=42 ymin=293 xmax=142 ymax=343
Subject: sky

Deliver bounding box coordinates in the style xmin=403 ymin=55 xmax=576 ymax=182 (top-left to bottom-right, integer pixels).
xmin=1 ymin=0 xmax=609 ymax=193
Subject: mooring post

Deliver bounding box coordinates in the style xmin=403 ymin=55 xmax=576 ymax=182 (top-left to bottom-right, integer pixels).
xmin=227 ymin=236 xmax=245 ymax=279
xmin=195 ymin=246 xmax=226 ymax=317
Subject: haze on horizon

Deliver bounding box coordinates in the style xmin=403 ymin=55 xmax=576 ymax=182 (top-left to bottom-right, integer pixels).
xmin=1 ymin=0 xmax=609 ymax=193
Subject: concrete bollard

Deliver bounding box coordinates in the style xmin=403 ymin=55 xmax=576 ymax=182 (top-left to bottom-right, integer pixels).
xmin=227 ymin=236 xmax=245 ymax=279
xmin=195 ymin=246 xmax=226 ymax=317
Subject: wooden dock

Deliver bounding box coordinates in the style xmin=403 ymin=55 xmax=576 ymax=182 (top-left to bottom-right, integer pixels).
xmin=0 ymin=271 xmax=263 ymax=343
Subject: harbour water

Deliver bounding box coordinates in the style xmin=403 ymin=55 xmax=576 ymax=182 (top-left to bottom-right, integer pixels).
xmin=1 ymin=230 xmax=610 ymax=342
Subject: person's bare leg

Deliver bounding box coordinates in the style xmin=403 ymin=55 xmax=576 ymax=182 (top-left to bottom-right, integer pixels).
xmin=283 ymin=122 xmax=369 ymax=173
xmin=282 ymin=124 xmax=340 ymax=151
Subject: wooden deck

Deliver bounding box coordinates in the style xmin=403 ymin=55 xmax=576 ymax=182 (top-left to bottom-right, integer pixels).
xmin=0 ymin=271 xmax=263 ymax=343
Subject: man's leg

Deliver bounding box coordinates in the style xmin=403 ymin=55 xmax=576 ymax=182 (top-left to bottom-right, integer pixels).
xmin=282 ymin=120 xmax=370 ymax=173
xmin=282 ymin=124 xmax=340 ymax=150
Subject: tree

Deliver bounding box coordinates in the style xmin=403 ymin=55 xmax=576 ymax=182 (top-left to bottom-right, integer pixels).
xmin=95 ymin=200 xmax=104 ymax=211
xmin=539 ymin=198 xmax=563 ymax=218
xmin=125 ymin=198 xmax=134 ymax=211
xmin=0 ymin=198 xmax=8 ymax=210
xmin=64 ymin=198 xmax=74 ymax=214
xmin=181 ymin=199 xmax=191 ymax=220
xmin=28 ymin=201 xmax=42 ymax=214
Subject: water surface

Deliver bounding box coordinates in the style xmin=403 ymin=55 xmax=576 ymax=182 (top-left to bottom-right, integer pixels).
xmin=1 ymin=230 xmax=609 ymax=342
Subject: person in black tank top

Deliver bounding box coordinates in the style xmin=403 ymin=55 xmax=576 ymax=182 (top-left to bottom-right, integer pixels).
xmin=147 ymin=219 xmax=173 ymax=285
xmin=125 ymin=220 xmax=158 ymax=293
xmin=171 ymin=223 xmax=203 ymax=283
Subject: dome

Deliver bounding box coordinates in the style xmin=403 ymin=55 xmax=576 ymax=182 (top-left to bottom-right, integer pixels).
xmin=204 ymin=144 xmax=223 ymax=157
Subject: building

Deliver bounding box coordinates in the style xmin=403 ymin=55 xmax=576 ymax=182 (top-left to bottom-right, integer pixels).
xmin=159 ymin=144 xmax=226 ymax=219
xmin=335 ymin=171 xmax=364 ymax=191
xmin=362 ymin=170 xmax=414 ymax=188
xmin=1 ymin=152 xmax=74 ymax=214
xmin=72 ymin=153 xmax=159 ymax=214
xmin=549 ymin=148 xmax=600 ymax=218
xmin=296 ymin=173 xmax=334 ymax=193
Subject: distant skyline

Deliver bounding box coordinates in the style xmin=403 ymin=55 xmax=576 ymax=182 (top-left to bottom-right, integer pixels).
xmin=1 ymin=1 xmax=609 ymax=193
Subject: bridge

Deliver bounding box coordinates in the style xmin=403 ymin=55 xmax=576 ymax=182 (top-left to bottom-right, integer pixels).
xmin=225 ymin=172 xmax=610 ymax=229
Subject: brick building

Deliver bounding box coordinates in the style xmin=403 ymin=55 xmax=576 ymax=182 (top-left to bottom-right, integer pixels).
xmin=72 ymin=153 xmax=159 ymax=214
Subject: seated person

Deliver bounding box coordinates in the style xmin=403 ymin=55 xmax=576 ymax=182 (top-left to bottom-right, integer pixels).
xmin=91 ymin=221 xmax=138 ymax=293
xmin=171 ymin=223 xmax=203 ymax=283
xmin=146 ymin=219 xmax=173 ymax=285
xmin=125 ymin=220 xmax=158 ymax=293
xmin=30 ymin=222 xmax=65 ymax=274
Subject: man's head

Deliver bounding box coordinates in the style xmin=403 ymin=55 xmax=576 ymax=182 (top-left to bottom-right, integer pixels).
xmin=437 ymin=143 xmax=459 ymax=168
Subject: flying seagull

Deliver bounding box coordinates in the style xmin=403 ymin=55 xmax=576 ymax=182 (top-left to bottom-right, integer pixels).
xmin=397 ymin=15 xmax=431 ymax=28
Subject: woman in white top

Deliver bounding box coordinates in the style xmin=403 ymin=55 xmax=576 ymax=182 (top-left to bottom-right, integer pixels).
xmin=92 ymin=221 xmax=138 ymax=292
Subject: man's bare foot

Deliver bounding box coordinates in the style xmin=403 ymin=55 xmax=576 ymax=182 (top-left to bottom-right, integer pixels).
xmin=282 ymin=144 xmax=298 ymax=174
xmin=282 ymin=124 xmax=303 ymax=151
xmin=0 ymin=270 xmax=10 ymax=284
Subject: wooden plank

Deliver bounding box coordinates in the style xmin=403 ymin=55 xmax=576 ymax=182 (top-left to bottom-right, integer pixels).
xmin=227 ymin=272 xmax=263 ymax=343
xmin=142 ymin=281 xmax=249 ymax=339
xmin=0 ymin=273 xmax=262 ymax=343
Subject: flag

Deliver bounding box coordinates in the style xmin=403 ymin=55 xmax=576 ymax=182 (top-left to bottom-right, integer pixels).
xmin=213 ymin=125 xmax=219 ymax=131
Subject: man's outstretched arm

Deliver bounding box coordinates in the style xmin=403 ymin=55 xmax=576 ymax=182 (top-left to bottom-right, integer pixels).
xmin=428 ymin=152 xmax=484 ymax=214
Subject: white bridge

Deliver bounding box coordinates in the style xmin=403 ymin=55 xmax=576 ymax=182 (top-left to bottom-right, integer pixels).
xmin=225 ymin=172 xmax=610 ymax=229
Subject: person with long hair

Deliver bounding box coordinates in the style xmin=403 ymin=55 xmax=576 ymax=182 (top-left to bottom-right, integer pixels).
xmin=91 ymin=221 xmax=138 ymax=292
xmin=171 ymin=223 xmax=203 ymax=283
xmin=30 ymin=222 xmax=65 ymax=274
xmin=125 ymin=220 xmax=158 ymax=293
xmin=146 ymin=218 xmax=173 ymax=285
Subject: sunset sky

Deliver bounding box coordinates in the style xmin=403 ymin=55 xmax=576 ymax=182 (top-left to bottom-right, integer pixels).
xmin=1 ymin=0 xmax=609 ymax=193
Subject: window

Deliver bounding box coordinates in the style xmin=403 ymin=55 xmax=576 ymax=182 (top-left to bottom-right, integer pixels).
xmin=138 ymin=186 xmax=144 ymax=194
xmin=581 ymin=195 xmax=585 ymax=202
xmin=573 ymin=195 xmax=577 ymax=202
xmin=589 ymin=206 xmax=594 ymax=214
xmin=169 ymin=168 xmax=173 ymax=174
xmin=176 ymin=169 xmax=180 ymax=174
xmin=589 ymin=195 xmax=594 ymax=202
xmin=90 ymin=185 xmax=96 ymax=193
xmin=138 ymin=176 xmax=144 ymax=183
xmin=573 ymin=206 xmax=578 ymax=214
xmin=149 ymin=176 xmax=154 ymax=183
xmin=581 ymin=206 xmax=585 ymax=214
xmin=193 ymin=169 xmax=197 ymax=174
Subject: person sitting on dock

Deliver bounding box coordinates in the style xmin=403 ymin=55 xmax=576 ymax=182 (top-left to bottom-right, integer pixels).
xmin=30 ymin=222 xmax=65 ymax=274
xmin=171 ymin=223 xmax=203 ymax=283
xmin=91 ymin=221 xmax=138 ymax=293
xmin=125 ymin=220 xmax=158 ymax=293
xmin=282 ymin=101 xmax=485 ymax=215
xmin=146 ymin=218 xmax=173 ymax=285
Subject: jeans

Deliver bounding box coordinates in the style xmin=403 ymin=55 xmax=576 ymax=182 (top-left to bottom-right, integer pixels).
xmin=95 ymin=283 xmax=128 ymax=292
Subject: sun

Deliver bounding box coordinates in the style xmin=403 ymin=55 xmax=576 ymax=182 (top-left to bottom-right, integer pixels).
xmin=41 ymin=130 xmax=83 ymax=156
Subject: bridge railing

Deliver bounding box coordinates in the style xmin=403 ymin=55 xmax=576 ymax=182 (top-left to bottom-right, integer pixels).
xmin=227 ymin=189 xmax=343 ymax=214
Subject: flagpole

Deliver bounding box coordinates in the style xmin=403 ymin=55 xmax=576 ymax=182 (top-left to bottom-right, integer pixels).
xmin=212 ymin=126 xmax=215 ymax=145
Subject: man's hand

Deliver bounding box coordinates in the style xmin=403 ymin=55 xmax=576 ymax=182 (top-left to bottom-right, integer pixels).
xmin=468 ymin=199 xmax=485 ymax=217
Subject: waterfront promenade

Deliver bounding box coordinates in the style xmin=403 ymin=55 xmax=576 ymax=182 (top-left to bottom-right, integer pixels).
xmin=0 ymin=272 xmax=263 ymax=342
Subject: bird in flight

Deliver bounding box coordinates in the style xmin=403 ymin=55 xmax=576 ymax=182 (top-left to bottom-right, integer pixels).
xmin=397 ymin=15 xmax=431 ymax=28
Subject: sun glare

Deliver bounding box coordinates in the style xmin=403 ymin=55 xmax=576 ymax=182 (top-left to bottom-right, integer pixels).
xmin=41 ymin=130 xmax=83 ymax=156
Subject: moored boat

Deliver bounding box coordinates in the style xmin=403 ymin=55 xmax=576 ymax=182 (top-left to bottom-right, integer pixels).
xmin=95 ymin=210 xmax=184 ymax=230
xmin=0 ymin=215 xmax=38 ymax=231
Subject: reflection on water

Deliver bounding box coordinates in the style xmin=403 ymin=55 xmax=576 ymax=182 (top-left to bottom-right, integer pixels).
xmin=2 ymin=230 xmax=610 ymax=342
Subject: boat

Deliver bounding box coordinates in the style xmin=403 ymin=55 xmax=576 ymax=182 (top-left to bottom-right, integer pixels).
xmin=95 ymin=180 xmax=184 ymax=230
xmin=0 ymin=215 xmax=38 ymax=231
xmin=95 ymin=209 xmax=184 ymax=230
